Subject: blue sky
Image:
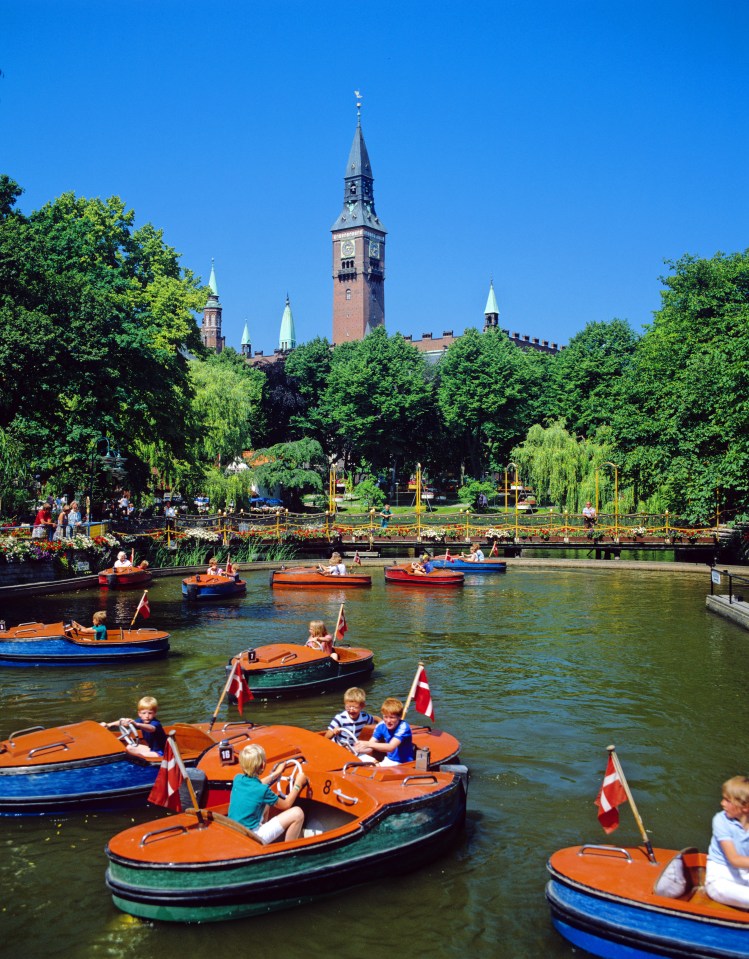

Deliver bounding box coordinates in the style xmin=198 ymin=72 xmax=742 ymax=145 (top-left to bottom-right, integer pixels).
xmin=3 ymin=1 xmax=747 ymax=356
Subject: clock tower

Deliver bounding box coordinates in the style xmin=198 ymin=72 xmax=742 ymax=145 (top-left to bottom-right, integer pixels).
xmin=331 ymin=102 xmax=386 ymax=344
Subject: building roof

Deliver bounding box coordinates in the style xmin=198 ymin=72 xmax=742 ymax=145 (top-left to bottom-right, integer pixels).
xmin=485 ymin=281 xmax=499 ymax=316
xmin=208 ymin=258 xmax=219 ymax=296
xmin=331 ymin=112 xmax=387 ymax=234
xmin=241 ymin=321 xmax=251 ymax=347
xmin=279 ymin=295 xmax=296 ymax=351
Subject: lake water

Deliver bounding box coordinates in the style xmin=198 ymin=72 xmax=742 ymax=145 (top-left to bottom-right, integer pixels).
xmin=0 ymin=563 xmax=744 ymax=959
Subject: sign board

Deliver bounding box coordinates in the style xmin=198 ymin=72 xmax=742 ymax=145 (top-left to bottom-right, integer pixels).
xmin=74 ymin=561 xmax=91 ymax=573
xmin=711 ymin=569 xmax=721 ymax=585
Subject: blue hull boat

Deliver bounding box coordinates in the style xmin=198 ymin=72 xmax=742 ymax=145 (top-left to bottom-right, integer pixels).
xmin=547 ymin=844 xmax=749 ymax=959
xmin=182 ymin=575 xmax=247 ymax=601
xmin=0 ymin=622 xmax=169 ymax=667
xmin=0 ymin=720 xmax=251 ymax=815
xmin=431 ymin=556 xmax=507 ymax=573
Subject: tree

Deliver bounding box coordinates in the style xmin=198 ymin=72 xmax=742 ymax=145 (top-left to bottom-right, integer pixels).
xmin=0 ymin=181 xmax=206 ymax=497
xmin=251 ymin=438 xmax=327 ymax=510
xmin=546 ymin=319 xmax=639 ymax=436
xmin=310 ymin=328 xmax=434 ymax=471
xmin=188 ymin=350 xmax=265 ymax=465
xmin=436 ymin=328 xmax=537 ymax=477
xmin=610 ymin=251 xmax=749 ymax=521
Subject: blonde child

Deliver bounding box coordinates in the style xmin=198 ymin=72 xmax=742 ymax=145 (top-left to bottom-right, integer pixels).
xmin=324 ymin=687 xmax=377 ymax=741
xmin=228 ymin=744 xmax=308 ymax=842
xmin=102 ymin=695 xmax=167 ymax=760
xmin=706 ymin=775 xmax=749 ymax=909
xmin=305 ymin=620 xmax=338 ymax=661
xmin=69 ymin=610 xmax=107 ymax=641
xmin=353 ymin=697 xmax=414 ymax=765
xmin=206 ymin=557 xmax=223 ymax=576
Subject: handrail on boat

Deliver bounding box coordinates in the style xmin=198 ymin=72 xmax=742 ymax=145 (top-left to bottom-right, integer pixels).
xmin=402 ymin=774 xmax=438 ymax=787
xmin=280 ymin=653 xmax=297 ymax=664
xmin=8 ymin=725 xmax=45 ymax=743
xmin=342 ymin=761 xmax=377 ymax=777
xmin=578 ymin=844 xmax=633 ymax=862
xmin=333 ymin=789 xmax=359 ymax=805
xmin=28 ymin=741 xmax=70 ymax=757
xmin=140 ymin=824 xmax=190 ymax=847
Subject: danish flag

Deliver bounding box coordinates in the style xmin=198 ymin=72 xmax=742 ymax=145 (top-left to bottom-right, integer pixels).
xmin=595 ymin=754 xmax=628 ymax=833
xmin=229 ymin=662 xmax=254 ymax=714
xmin=148 ymin=739 xmax=183 ymax=811
xmin=413 ymin=664 xmax=435 ymax=721
xmin=335 ymin=608 xmax=348 ymax=642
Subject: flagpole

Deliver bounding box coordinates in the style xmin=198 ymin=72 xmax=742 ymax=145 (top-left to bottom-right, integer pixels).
xmin=168 ymin=732 xmax=203 ymax=822
xmin=332 ymin=603 xmax=344 ymax=647
xmin=403 ymin=662 xmax=423 ymax=718
xmin=608 ymin=745 xmax=656 ymax=863
xmin=129 ymin=590 xmax=148 ymax=627
xmin=209 ymin=661 xmax=239 ymax=731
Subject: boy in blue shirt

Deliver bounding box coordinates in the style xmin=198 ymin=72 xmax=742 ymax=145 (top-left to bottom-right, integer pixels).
xmin=706 ymin=775 xmax=749 ymax=908
xmin=353 ymin=697 xmax=414 ymax=766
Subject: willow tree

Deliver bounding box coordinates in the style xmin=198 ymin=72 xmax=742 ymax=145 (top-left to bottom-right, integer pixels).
xmin=510 ymin=419 xmax=614 ymax=514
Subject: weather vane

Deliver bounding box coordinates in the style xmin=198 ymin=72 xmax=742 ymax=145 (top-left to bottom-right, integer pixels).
xmin=354 ymin=89 xmax=362 ymax=117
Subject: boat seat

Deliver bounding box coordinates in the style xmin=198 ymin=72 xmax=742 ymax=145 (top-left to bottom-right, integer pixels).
xmin=653 ymin=847 xmax=705 ymax=899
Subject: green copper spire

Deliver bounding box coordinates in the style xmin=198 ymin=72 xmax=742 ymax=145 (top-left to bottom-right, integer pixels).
xmin=485 ymin=281 xmax=499 ymax=317
xmin=241 ymin=321 xmax=251 ymax=347
xmin=279 ymin=295 xmax=296 ymax=352
xmin=208 ymin=258 xmax=219 ymax=297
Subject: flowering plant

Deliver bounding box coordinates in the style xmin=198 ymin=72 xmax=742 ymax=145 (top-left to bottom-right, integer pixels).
xmin=631 ymin=526 xmax=647 ymax=537
xmin=485 ymin=527 xmax=513 ymax=541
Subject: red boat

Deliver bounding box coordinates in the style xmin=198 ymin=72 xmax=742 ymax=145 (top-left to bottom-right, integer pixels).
xmin=384 ymin=564 xmax=464 ymax=587
xmin=98 ymin=566 xmax=153 ymax=589
xmin=270 ymin=567 xmax=372 ymax=589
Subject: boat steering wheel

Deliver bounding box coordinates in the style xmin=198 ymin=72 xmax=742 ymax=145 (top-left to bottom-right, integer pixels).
xmin=306 ymin=639 xmax=323 ymax=650
xmin=273 ymin=759 xmax=304 ymax=797
xmin=332 ymin=727 xmax=358 ymax=754
xmin=117 ymin=722 xmax=139 ymax=746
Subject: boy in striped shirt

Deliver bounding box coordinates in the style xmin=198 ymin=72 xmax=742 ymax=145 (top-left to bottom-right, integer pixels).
xmin=324 ymin=687 xmax=377 ymax=745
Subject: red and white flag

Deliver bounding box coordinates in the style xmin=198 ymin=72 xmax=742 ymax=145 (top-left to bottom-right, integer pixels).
xmin=148 ymin=739 xmax=183 ymax=811
xmin=490 ymin=541 xmax=499 ymax=557
xmin=414 ymin=665 xmax=435 ymax=721
xmin=445 ymin=548 xmax=453 ymax=562
xmin=335 ymin=608 xmax=348 ymax=643
xmin=136 ymin=591 xmax=150 ymax=620
xmin=595 ymin=754 xmax=628 ymax=833
xmin=353 ymin=551 xmax=362 ymax=566
xmin=229 ymin=663 xmax=253 ymax=714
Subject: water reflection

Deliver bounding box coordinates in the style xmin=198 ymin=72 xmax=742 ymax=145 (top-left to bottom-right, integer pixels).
xmin=0 ymin=565 xmax=745 ymax=959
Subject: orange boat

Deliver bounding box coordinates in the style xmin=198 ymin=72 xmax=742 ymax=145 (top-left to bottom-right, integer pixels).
xmin=182 ymin=574 xmax=247 ymax=601
xmin=270 ymin=567 xmax=372 ymax=589
xmin=547 ymin=843 xmax=749 ymax=959
xmin=0 ymin=621 xmax=170 ymax=666
xmin=105 ymin=724 xmax=468 ymax=923
xmin=229 ymin=642 xmax=374 ymax=698
xmin=98 ymin=566 xmax=153 ymax=589
xmin=384 ymin=563 xmax=464 ymax=587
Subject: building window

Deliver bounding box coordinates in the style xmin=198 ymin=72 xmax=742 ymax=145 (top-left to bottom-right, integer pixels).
xmin=346 ymin=289 xmax=352 ymax=300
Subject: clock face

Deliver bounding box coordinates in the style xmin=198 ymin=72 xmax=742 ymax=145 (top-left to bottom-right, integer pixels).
xmin=369 ymin=242 xmax=380 ymax=259
xmin=341 ymin=239 xmax=355 ymax=258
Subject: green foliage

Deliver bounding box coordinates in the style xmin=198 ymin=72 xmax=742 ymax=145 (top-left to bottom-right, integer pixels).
xmin=457 ymin=479 xmax=495 ymax=507
xmin=188 ymin=351 xmax=265 ymax=464
xmin=436 ymin=328 xmax=537 ymax=476
xmin=251 ymin=438 xmax=326 ymax=509
xmin=0 ymin=180 xmax=205 ymax=500
xmin=354 ymin=476 xmax=386 ymax=510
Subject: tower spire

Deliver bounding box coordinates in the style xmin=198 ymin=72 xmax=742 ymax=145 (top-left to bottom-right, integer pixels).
xmin=201 ymin=258 xmax=224 ymax=352
xmin=279 ymin=294 xmax=296 ymax=352
xmin=484 ymin=280 xmax=500 ymax=331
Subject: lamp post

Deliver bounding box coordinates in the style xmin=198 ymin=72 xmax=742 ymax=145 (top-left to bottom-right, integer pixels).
xmin=507 ymin=462 xmax=519 ymax=539
xmin=602 ymin=461 xmax=619 ymax=539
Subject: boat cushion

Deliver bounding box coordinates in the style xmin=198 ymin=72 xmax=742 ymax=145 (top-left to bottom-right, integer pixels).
xmin=653 ymin=849 xmax=693 ymax=898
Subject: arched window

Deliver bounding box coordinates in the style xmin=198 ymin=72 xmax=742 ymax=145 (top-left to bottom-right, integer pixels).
xmin=345 ymin=289 xmax=352 ymax=300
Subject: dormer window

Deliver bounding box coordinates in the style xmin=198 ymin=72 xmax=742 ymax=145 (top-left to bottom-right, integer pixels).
xmin=349 ymin=184 xmax=357 ymax=195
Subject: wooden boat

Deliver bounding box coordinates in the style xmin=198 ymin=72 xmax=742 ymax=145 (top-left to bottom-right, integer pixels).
xmin=105 ymin=738 xmax=468 ymax=922
xmin=229 ymin=642 xmax=375 ymax=698
xmin=98 ymin=566 xmax=153 ymax=588
xmin=182 ymin=574 xmax=247 ymax=601
xmin=194 ymin=723 xmax=463 ymax=808
xmin=431 ymin=554 xmax=507 ymax=573
xmin=0 ymin=621 xmax=170 ymax=667
xmin=547 ymin=843 xmax=749 ymax=959
xmin=384 ymin=564 xmax=464 ymax=587
xmin=270 ymin=567 xmax=372 ymax=589
xmin=0 ymin=720 xmax=253 ymax=814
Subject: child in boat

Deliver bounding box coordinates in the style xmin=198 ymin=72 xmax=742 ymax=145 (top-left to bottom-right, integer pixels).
xmin=206 ymin=557 xmax=224 ymax=576
xmin=228 ymin=743 xmax=308 ymax=842
xmin=319 ymin=552 xmax=346 ymax=576
xmin=69 ymin=610 xmax=107 ymax=641
xmin=324 ymin=687 xmax=378 ymax=743
xmin=102 ymin=695 xmax=167 ymax=760
xmin=305 ymin=620 xmax=338 ymax=661
xmin=114 ymin=551 xmax=132 ymax=570
xmin=353 ymin=697 xmax=415 ymax=766
xmin=410 ymin=555 xmax=430 ymax=575
xmin=706 ymin=775 xmax=749 ymax=909
xmin=463 ymin=543 xmax=485 ymax=562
